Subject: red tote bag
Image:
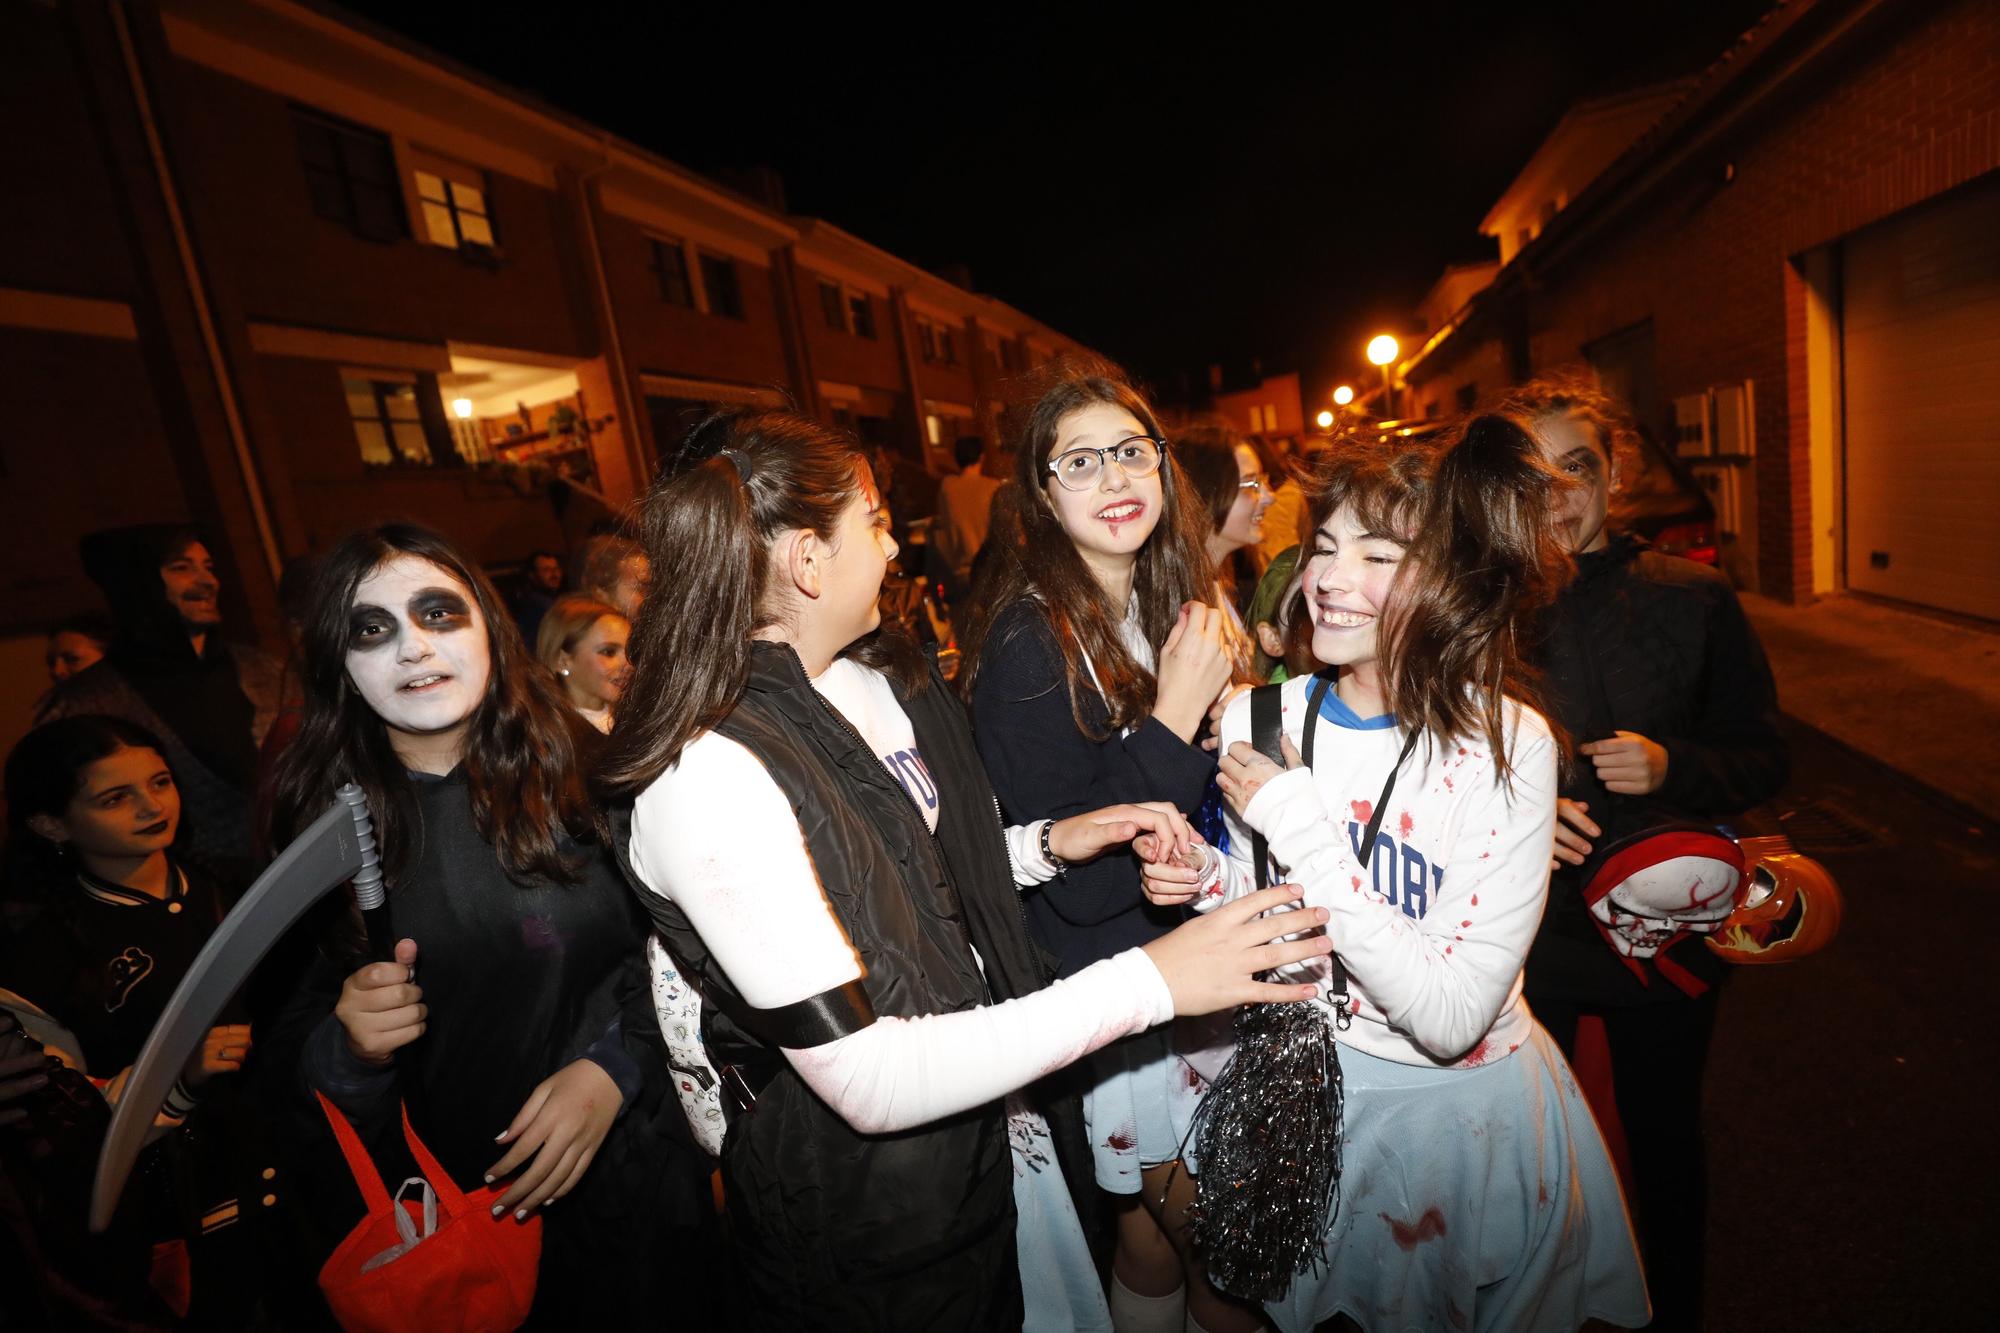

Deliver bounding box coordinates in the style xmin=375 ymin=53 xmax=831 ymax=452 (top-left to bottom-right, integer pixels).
xmin=314 ymin=1091 xmax=541 ymax=1332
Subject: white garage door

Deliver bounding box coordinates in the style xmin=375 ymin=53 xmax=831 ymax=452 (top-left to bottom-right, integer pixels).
xmin=1842 ymin=177 xmax=2000 ymax=620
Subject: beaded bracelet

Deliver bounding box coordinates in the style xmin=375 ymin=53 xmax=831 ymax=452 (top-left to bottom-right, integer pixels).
xmin=1039 ymin=818 xmax=1067 ymax=873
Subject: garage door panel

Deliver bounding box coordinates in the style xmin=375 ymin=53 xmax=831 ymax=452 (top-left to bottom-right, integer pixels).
xmin=1842 ymin=177 xmax=2000 ymax=620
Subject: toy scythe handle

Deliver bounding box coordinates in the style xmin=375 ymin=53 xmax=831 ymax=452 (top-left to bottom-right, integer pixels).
xmin=89 ymin=785 xmax=384 ymax=1233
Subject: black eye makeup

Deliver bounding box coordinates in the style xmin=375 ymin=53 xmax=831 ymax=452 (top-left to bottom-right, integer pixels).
xmin=347 ymin=603 xmax=394 ymax=650
xmin=410 ymin=588 xmax=473 ymax=626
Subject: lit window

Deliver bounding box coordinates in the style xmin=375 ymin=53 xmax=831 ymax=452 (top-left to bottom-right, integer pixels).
xmin=926 ymin=414 xmax=943 ymax=446
xmin=650 ymin=237 xmax=693 ymax=307
xmin=414 ymin=169 xmax=494 ymax=249
xmin=344 ymin=374 xmax=432 ymax=466
xmin=699 ymin=253 xmax=743 ymax=319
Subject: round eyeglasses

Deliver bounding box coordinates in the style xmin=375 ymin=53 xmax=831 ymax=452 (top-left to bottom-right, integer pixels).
xmin=1046 ymin=436 xmax=1167 ymax=491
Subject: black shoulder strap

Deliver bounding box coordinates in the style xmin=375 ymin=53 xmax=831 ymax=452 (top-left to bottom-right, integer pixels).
xmin=1248 ymin=681 xmax=1286 ymax=892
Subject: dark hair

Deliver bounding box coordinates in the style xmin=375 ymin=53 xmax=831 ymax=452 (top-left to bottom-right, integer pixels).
xmin=600 ymin=409 xmax=925 ymax=794
xmin=1305 ymin=419 xmax=1571 ymax=785
xmin=527 ymin=549 xmax=562 ymax=566
xmin=1491 ymin=368 xmax=1643 ymax=528
xmin=4 ymin=715 xmax=170 ymax=890
xmin=953 ymin=435 xmax=985 ymax=470
xmin=45 ymin=613 xmax=115 ymax=648
xmin=1170 ymin=415 xmax=1249 ymax=533
xmin=958 ymin=354 xmax=1214 ymax=738
xmin=265 ymin=523 xmax=596 ymax=890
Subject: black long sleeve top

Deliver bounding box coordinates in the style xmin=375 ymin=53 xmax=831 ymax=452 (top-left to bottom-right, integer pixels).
xmin=968 ymin=599 xmax=1216 ymax=978
xmin=1526 ymin=534 xmax=1790 ymax=1001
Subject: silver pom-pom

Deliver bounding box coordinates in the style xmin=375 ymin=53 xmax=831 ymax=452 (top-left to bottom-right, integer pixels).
xmin=1185 ymin=998 xmax=1344 ymax=1301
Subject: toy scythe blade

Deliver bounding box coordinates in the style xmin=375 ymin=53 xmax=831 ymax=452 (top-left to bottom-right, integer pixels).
xmin=89 ymin=785 xmax=385 ymax=1233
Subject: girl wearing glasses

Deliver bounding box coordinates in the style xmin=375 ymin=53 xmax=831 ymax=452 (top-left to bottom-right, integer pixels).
xmin=960 ymin=356 xmax=1258 ymax=1333
xmin=1143 ymin=422 xmax=1648 ymax=1333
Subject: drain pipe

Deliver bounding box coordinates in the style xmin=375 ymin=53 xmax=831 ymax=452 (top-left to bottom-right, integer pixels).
xmin=575 ymin=138 xmax=648 ymax=504
xmin=109 ymin=0 xmax=282 ymax=581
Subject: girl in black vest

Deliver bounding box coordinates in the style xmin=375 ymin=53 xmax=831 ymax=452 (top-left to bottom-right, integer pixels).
xmin=598 ymin=409 xmax=1326 ymax=1332
xmin=267 ymin=524 xmax=705 ymax=1324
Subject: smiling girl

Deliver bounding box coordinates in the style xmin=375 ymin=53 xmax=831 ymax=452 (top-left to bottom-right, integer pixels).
xmin=598 ymin=408 xmax=1322 ymax=1331
xmin=267 ymin=524 xmax=701 ymax=1322
xmin=536 ymin=595 xmax=632 ymax=732
xmin=959 ymin=357 xmax=1254 ymax=1331
xmin=1144 ymin=421 xmax=1650 ymax=1332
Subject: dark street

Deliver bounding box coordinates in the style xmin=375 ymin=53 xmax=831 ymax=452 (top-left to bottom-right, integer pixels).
xmin=1702 ymin=718 xmax=1996 ymax=1331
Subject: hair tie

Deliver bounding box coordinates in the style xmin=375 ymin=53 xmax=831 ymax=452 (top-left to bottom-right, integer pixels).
xmin=720 ymin=448 xmax=753 ymax=483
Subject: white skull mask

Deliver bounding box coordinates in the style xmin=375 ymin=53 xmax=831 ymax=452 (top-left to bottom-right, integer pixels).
xmin=1588 ymin=853 xmax=1744 ymax=958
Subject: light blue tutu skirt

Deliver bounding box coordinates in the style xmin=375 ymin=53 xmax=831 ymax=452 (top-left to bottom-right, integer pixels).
xmin=1080 ymin=1022 xmax=1207 ymax=1191
xmin=1009 ymin=1099 xmax=1113 ymax=1333
xmin=1266 ymin=1024 xmax=1650 ymax=1333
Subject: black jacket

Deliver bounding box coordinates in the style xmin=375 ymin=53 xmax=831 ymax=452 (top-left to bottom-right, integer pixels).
xmin=1525 ymin=535 xmax=1789 ymax=1003
xmin=968 ymin=599 xmax=1216 ymax=978
xmin=612 ymin=642 xmax=1093 ymax=1331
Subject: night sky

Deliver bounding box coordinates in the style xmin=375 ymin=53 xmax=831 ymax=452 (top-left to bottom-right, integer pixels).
xmin=339 ymin=0 xmax=1777 ymax=405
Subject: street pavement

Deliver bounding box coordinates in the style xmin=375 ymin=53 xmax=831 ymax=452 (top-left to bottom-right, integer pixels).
xmin=1698 ymin=717 xmax=1995 ymax=1331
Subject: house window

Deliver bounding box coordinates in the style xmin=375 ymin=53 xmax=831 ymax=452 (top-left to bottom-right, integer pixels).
xmin=938 ymin=327 xmax=956 ymax=365
xmin=699 ymin=253 xmax=743 ymax=319
xmin=292 ymin=107 xmax=404 ymax=242
xmin=650 ymin=237 xmax=693 ymax=307
xmin=848 ymin=292 xmax=876 ymax=339
xmin=819 ymin=280 xmax=846 ymax=329
xmin=413 ymin=168 xmax=493 ymax=249
xmin=918 ymin=320 xmax=938 ymax=362
xmin=344 ymin=374 xmax=432 ymax=466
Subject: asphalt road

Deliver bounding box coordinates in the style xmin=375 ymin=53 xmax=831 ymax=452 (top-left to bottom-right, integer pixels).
xmin=1700 ymin=718 xmax=1997 ymax=1331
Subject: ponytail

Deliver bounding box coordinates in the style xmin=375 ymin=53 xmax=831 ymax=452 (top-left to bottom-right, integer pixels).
xmin=1384 ymin=415 xmax=1572 ymax=787
xmin=599 ymin=409 xmax=924 ymax=795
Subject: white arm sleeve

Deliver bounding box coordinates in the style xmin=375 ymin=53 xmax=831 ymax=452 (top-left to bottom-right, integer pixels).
xmin=1242 ymin=732 xmax=1557 ymax=1060
xmin=1005 ymin=822 xmax=1060 ymax=886
xmin=629 ymin=730 xmax=1175 ymax=1134
xmin=628 ymin=731 xmax=863 ymax=1009
xmin=786 ymin=948 xmax=1172 ymax=1134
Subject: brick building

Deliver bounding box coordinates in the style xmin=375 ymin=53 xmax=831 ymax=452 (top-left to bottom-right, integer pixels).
xmin=0 ymin=0 xmax=1086 ymax=735
xmin=1399 ymin=0 xmax=1998 ymax=610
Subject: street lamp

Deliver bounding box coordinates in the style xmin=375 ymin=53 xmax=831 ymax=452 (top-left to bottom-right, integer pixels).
xmin=1366 ymin=335 xmax=1400 ymax=419
xmin=1332 ymin=384 xmax=1355 ymax=407
xmin=1315 ymin=409 xmax=1335 ymax=430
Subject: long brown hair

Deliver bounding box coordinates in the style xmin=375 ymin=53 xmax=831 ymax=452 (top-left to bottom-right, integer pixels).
xmin=598 ymin=409 xmax=925 ymax=795
xmin=265 ymin=524 xmax=597 ymax=890
xmin=1306 ymin=418 xmax=1571 ymax=786
xmin=957 ymin=354 xmax=1213 ymax=739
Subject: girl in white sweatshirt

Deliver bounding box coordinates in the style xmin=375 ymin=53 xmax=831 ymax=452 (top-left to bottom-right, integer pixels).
xmin=1145 ymin=419 xmax=1650 ymax=1333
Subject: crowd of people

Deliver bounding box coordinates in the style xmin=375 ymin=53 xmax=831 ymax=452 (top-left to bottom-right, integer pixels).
xmin=0 ymin=354 xmax=1786 ymax=1333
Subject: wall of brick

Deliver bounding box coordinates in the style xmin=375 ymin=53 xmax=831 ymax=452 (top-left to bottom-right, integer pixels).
xmin=1427 ymin=0 xmax=1998 ymax=601
xmin=169 ymin=64 xmax=595 ymax=359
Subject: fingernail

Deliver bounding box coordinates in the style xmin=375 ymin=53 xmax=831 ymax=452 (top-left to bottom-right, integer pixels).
xmin=483 ymin=1173 xmax=494 ymax=1183
xmin=495 ymin=1131 xmax=508 ymax=1142
xmin=515 ymin=1209 xmax=527 ymax=1221
xmin=491 ymin=1204 xmax=503 ymax=1217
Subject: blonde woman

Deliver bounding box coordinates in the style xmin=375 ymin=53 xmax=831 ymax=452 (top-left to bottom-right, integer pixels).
xmin=537 ymin=595 xmax=631 ymax=733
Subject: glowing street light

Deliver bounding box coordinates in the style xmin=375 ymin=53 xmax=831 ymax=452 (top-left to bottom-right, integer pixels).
xmin=1315 ymin=409 xmax=1335 ymax=430
xmin=1366 ymin=334 xmax=1400 ymax=418
xmin=1332 ymin=384 xmax=1355 ymax=407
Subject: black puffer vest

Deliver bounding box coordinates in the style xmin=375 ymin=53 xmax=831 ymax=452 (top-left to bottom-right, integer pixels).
xmin=611 ymin=642 xmax=1094 ymax=1330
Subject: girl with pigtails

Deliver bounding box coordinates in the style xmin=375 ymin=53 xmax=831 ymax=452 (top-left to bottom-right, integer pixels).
xmin=598 ymin=408 xmax=1328 ymax=1331
xmin=1142 ymin=418 xmax=1650 ymax=1333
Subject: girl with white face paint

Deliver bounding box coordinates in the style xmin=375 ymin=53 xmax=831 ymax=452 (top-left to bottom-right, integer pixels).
xmin=1140 ymin=423 xmax=1650 ymax=1333
xmin=266 ymin=523 xmax=708 ymax=1322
